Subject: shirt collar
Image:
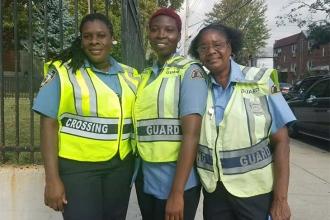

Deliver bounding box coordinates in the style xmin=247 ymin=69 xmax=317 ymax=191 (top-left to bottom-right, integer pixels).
xmin=84 ymin=56 xmax=123 ymax=75
xmin=210 ymin=58 xmax=245 ymax=87
xmin=151 ymin=52 xmax=179 ymax=76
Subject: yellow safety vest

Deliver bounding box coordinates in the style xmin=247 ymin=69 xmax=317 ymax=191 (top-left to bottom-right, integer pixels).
xmin=133 ymin=55 xmax=198 ymax=162
xmin=197 ymin=66 xmax=279 ymax=197
xmin=51 ymin=60 xmax=140 ymax=162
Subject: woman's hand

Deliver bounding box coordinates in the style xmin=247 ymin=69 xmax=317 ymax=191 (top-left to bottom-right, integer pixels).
xmin=270 ymin=198 xmax=291 ymax=220
xmin=165 ymin=191 xmax=184 ymax=220
xmin=44 ymin=177 xmax=67 ymax=212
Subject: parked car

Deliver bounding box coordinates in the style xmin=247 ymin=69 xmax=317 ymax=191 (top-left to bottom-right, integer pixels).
xmin=287 ymin=75 xmax=330 ymax=141
xmin=283 ymin=74 xmax=329 ymax=100
xmin=279 ymin=82 xmax=292 ymax=94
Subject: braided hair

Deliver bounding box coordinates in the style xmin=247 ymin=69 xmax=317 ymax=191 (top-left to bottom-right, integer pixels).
xmin=52 ymin=13 xmax=114 ymax=73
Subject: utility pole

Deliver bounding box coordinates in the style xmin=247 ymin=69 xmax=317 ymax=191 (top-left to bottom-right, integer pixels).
xmin=184 ymin=0 xmax=189 ymax=56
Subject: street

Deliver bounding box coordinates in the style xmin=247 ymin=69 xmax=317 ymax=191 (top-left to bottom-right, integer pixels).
xmin=126 ymin=137 xmax=330 ymax=220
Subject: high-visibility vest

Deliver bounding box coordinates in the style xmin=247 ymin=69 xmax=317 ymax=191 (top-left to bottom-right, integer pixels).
xmin=133 ymin=55 xmax=198 ymax=162
xmin=197 ymin=65 xmax=279 ymax=197
xmin=51 ymin=60 xmax=140 ymax=162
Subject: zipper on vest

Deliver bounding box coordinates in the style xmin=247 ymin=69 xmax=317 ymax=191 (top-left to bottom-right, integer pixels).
xmin=117 ymin=94 xmax=123 ymax=154
xmin=215 ymin=129 xmax=221 ymax=181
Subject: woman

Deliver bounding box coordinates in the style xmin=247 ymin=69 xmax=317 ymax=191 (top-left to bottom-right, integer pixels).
xmin=189 ymin=23 xmax=295 ymax=220
xmin=133 ymin=8 xmax=208 ymax=220
xmin=33 ymin=13 xmax=139 ymax=220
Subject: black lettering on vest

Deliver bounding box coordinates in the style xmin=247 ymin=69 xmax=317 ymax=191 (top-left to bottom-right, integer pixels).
xmin=241 ymin=88 xmax=260 ymax=94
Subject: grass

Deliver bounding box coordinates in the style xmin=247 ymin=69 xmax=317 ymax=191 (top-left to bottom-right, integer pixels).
xmin=0 ymin=97 xmax=43 ymax=164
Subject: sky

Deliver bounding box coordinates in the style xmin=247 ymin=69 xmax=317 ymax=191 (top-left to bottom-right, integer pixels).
xmin=178 ymin=0 xmax=305 ymax=54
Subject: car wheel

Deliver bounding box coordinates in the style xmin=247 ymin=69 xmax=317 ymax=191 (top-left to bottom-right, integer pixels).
xmin=288 ymin=121 xmax=299 ymax=138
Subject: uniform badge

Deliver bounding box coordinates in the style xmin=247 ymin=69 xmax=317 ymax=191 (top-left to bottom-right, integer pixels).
xmin=40 ymin=68 xmax=57 ymax=88
xmin=190 ymin=68 xmax=205 ymax=79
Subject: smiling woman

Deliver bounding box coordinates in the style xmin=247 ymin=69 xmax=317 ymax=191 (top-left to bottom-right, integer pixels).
xmin=32 ymin=13 xmax=140 ymax=220
xmin=188 ymin=23 xmax=296 ymax=220
xmin=133 ymin=7 xmax=208 ymax=220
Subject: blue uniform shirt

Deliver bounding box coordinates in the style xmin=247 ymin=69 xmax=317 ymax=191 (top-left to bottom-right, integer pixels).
xmin=33 ymin=56 xmax=124 ymax=118
xmin=211 ymin=59 xmax=296 ymax=133
xmin=141 ymin=61 xmax=208 ymax=199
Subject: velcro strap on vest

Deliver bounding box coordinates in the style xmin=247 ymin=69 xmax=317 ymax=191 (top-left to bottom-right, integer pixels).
xmin=220 ymin=139 xmax=272 ymax=175
xmin=137 ymin=118 xmax=182 ymax=142
xmin=122 ymin=118 xmax=133 ymax=140
xmin=60 ymin=113 xmax=119 ymax=140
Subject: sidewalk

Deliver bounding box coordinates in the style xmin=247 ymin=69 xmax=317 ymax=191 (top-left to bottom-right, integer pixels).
xmin=0 ymin=138 xmax=329 ymax=220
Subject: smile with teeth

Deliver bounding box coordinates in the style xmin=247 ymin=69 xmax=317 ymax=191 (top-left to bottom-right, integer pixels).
xmin=156 ymin=43 xmax=166 ymax=46
xmin=90 ymin=49 xmax=102 ymax=54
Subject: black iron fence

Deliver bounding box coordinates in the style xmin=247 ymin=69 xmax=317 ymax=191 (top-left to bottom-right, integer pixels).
xmin=0 ymin=0 xmax=145 ymax=164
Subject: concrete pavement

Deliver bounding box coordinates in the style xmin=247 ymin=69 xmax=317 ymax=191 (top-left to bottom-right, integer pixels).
xmin=0 ymin=138 xmax=329 ymax=220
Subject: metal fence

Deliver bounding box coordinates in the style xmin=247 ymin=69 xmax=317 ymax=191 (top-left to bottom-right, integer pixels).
xmin=0 ymin=0 xmax=145 ymax=164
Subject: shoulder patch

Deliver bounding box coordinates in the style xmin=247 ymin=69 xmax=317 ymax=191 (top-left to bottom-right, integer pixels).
xmin=40 ymin=68 xmax=57 ymax=88
xmin=190 ymin=68 xmax=205 ymax=79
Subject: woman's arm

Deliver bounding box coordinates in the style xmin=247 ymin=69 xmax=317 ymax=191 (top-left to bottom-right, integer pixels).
xmin=270 ymin=126 xmax=291 ymax=220
xmin=165 ymin=114 xmax=202 ymax=220
xmin=41 ymin=116 xmax=67 ymax=211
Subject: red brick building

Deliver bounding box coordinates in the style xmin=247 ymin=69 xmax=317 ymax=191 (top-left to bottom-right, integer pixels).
xmin=273 ymin=31 xmax=330 ymax=83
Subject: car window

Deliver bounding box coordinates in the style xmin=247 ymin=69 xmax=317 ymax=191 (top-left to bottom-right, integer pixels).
xmin=307 ymin=79 xmax=329 ymax=98
xmin=300 ymin=79 xmax=318 ymax=92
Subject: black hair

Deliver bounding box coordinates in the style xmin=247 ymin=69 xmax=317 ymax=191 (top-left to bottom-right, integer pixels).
xmin=51 ymin=13 xmax=114 ymax=73
xmin=189 ymin=23 xmax=243 ymax=59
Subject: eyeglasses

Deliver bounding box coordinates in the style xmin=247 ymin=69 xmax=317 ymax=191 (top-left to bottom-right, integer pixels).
xmin=197 ymin=41 xmax=228 ymax=54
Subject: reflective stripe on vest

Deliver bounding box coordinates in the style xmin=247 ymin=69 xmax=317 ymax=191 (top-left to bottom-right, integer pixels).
xmin=59 ymin=113 xmax=133 ymax=141
xmin=158 ymin=76 xmax=181 ymax=117
xmin=67 ymin=67 xmax=98 ymax=116
xmin=220 ymin=139 xmax=272 ymax=175
xmin=197 ymin=139 xmax=272 ymax=175
xmin=137 ymin=119 xmax=182 ymax=142
xmin=196 ymin=144 xmax=213 ymax=171
xmin=243 ymin=96 xmax=272 ymax=145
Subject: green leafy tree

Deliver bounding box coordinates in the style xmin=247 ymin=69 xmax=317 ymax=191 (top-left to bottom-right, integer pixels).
xmin=158 ymin=0 xmax=184 ymax=9
xmin=205 ymin=0 xmax=270 ymax=65
xmin=2 ymin=0 xmax=30 ymax=50
xmin=276 ymin=0 xmax=330 ymax=46
xmin=21 ymin=0 xmax=75 ymax=58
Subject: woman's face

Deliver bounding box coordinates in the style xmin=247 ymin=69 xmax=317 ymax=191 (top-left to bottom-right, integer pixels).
xmin=149 ymin=15 xmax=181 ymax=62
xmin=81 ymin=20 xmax=113 ymax=67
xmin=197 ymin=30 xmax=232 ymax=74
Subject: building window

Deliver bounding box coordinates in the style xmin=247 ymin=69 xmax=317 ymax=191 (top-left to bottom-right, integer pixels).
xmin=323 ymin=48 xmax=325 ymax=56
xmin=274 ymin=48 xmax=281 ymax=57
xmin=306 ymin=60 xmax=313 ymax=70
xmin=292 ymin=44 xmax=296 ymax=57
xmin=283 ymin=55 xmax=286 ymax=62
xmin=290 ymin=63 xmax=296 ymax=72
